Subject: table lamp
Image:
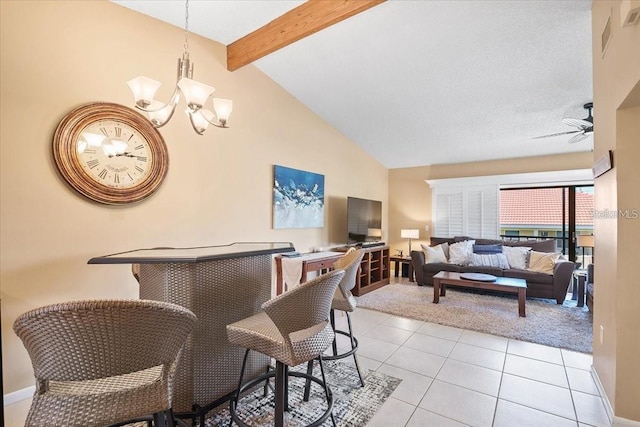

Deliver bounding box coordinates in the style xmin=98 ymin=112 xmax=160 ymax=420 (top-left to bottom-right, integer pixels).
xmin=577 ymin=234 xmax=595 ymax=265
xmin=401 ymin=229 xmax=419 ymax=255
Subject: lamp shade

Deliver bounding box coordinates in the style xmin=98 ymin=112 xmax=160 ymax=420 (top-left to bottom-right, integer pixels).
xmin=401 ymin=229 xmax=419 ymax=239
xmin=577 ymin=234 xmax=595 ymax=248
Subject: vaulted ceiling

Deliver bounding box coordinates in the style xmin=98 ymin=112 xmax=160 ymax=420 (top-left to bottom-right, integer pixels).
xmin=113 ymin=0 xmax=593 ymax=168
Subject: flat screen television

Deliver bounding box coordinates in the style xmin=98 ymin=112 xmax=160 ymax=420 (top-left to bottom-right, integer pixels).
xmin=347 ymin=196 xmax=382 ymax=244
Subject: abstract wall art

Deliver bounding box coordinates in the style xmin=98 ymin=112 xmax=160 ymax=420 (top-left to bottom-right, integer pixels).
xmin=273 ymin=165 xmax=325 ymax=229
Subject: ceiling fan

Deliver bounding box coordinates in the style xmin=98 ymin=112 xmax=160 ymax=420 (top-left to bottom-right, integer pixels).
xmin=533 ymin=102 xmax=593 ymax=143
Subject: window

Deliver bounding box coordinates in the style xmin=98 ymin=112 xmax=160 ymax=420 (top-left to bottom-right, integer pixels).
xmin=499 ymin=186 xmax=593 ymax=260
xmin=433 ymin=185 xmax=499 ymax=239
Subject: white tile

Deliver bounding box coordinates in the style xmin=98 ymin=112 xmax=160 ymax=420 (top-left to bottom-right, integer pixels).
xmin=566 ymin=367 xmax=599 ymax=396
xmin=458 ymin=329 xmax=509 ymax=352
xmin=336 ymin=352 xmax=382 ymax=374
xmin=365 ymin=396 xmax=415 ymax=427
xmin=435 ymin=359 xmax=502 ymax=396
xmin=376 ymin=363 xmax=433 ymax=406
xmin=403 ymin=332 xmax=456 ymax=357
xmin=364 ymin=324 xmax=414 ymax=346
xmin=503 ymin=354 xmax=569 ymax=388
xmin=419 ymin=380 xmax=496 ymax=427
xmin=507 ymin=339 xmax=564 ymax=365
xmin=385 ymin=346 xmax=446 ymax=378
xmin=406 ymin=407 xmax=469 ymax=426
xmin=572 ymin=390 xmax=610 ymax=427
xmin=499 ymin=374 xmax=576 ymax=420
xmin=494 ymin=399 xmax=578 ymax=427
xmin=416 ymin=322 xmax=464 ymax=341
xmin=382 ymin=315 xmax=425 ymax=332
xmin=356 ymin=335 xmax=400 ymax=362
xmin=351 ymin=307 xmax=391 ymax=326
xmin=562 ymin=349 xmax=593 ymax=371
xmin=449 ymin=342 xmax=506 ymax=371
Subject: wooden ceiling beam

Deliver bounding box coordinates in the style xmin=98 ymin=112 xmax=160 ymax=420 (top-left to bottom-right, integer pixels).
xmin=227 ymin=0 xmax=385 ymax=71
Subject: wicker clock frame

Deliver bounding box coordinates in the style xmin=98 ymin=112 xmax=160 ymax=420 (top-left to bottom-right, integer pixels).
xmin=52 ymin=102 xmax=169 ymax=205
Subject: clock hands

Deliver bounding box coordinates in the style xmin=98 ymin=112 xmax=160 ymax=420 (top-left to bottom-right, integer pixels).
xmin=108 ymin=152 xmax=137 ymax=158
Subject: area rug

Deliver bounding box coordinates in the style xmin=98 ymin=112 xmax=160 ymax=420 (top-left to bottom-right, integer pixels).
xmin=207 ymin=360 xmax=401 ymax=426
xmin=357 ymin=282 xmax=592 ymax=353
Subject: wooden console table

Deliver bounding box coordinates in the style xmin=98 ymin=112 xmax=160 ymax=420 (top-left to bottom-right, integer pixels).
xmin=275 ymin=246 xmax=390 ymax=296
xmin=88 ymin=242 xmax=294 ymax=420
xmin=275 ymin=251 xmax=343 ymax=295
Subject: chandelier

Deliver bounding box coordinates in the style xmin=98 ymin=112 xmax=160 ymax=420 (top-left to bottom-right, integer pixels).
xmin=126 ymin=0 xmax=232 ymax=135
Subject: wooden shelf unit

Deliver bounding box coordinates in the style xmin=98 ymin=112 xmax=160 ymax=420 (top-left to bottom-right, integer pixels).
xmin=353 ymin=246 xmax=390 ymax=296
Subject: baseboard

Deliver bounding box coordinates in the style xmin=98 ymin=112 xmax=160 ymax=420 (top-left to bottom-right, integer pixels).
xmin=3 ymin=385 xmax=34 ymax=406
xmin=591 ymin=366 xmax=640 ymax=426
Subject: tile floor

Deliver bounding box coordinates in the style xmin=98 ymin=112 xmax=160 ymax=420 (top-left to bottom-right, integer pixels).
xmin=4 ymin=281 xmax=608 ymax=427
xmin=331 ymin=306 xmax=609 ymax=427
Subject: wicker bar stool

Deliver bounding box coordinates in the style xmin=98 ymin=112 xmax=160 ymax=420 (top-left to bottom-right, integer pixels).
xmin=318 ymin=248 xmax=366 ymax=387
xmin=13 ymin=299 xmax=196 ymax=427
xmin=226 ymin=269 xmax=345 ymax=427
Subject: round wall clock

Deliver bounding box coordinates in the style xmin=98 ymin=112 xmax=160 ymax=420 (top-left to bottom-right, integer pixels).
xmin=53 ymin=102 xmax=169 ymax=205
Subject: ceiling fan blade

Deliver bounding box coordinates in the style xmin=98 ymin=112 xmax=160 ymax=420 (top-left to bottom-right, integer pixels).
xmin=532 ymin=130 xmax=581 ymax=139
xmin=568 ymin=132 xmax=589 ymax=144
xmin=562 ymin=117 xmax=592 ymax=129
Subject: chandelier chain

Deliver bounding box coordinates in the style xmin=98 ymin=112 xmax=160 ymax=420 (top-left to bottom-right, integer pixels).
xmin=183 ymin=0 xmax=190 ymax=54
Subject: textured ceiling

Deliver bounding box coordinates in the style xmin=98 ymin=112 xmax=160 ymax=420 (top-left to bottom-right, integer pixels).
xmin=113 ymin=0 xmax=593 ymax=168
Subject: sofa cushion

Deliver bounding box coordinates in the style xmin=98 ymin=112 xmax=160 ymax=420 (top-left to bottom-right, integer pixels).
xmin=448 ymin=240 xmax=475 ymax=265
xmin=503 ymin=246 xmax=531 ymax=270
xmin=505 ymin=269 xmax=554 ymax=285
xmin=468 ymin=253 xmax=510 ymax=269
xmin=528 ymin=251 xmax=561 ymax=274
xmin=504 ymin=239 xmax=556 ymax=253
xmin=422 ymin=243 xmax=448 ymax=264
xmin=473 ymin=244 xmax=503 ymax=254
xmin=430 ymin=237 xmax=455 ymax=246
xmin=423 ymin=262 xmax=461 ymax=274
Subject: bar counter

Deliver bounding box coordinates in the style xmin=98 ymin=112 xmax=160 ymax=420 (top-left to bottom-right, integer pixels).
xmin=88 ymin=242 xmax=295 ymax=416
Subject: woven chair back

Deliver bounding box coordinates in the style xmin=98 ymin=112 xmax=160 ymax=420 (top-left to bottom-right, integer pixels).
xmin=13 ymin=299 xmax=196 ymax=382
xmin=333 ymin=249 xmax=364 ymax=296
xmin=263 ymin=269 xmax=344 ymax=340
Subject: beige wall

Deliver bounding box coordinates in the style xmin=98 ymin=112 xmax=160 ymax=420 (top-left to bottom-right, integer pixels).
xmin=592 ymin=0 xmax=640 ymax=421
xmin=0 ymin=0 xmax=388 ymax=393
xmin=388 ymin=152 xmax=593 ymax=255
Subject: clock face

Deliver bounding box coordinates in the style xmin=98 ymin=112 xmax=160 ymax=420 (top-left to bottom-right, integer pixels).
xmin=77 ymin=120 xmax=154 ymax=190
xmin=53 ymin=102 xmax=168 ymax=205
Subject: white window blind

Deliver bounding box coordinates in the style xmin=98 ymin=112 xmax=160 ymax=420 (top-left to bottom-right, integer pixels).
xmin=432 ymin=185 xmax=499 ymax=239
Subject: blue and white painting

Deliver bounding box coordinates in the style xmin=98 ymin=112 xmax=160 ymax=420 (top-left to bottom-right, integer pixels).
xmin=273 ymin=165 xmax=325 ymax=229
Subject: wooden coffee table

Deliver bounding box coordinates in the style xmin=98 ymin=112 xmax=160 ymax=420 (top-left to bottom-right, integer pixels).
xmin=433 ymin=271 xmax=528 ymax=317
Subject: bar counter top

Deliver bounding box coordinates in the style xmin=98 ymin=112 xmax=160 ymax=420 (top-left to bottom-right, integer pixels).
xmin=88 ymin=241 xmax=295 ymax=264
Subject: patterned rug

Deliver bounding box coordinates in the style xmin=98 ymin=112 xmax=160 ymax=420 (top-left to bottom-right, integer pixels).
xmin=207 ymin=360 xmax=401 ymax=426
xmin=357 ymin=281 xmax=593 ymax=353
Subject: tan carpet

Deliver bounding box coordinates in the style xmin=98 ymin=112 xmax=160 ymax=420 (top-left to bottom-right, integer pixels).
xmin=357 ymin=280 xmax=592 ymax=353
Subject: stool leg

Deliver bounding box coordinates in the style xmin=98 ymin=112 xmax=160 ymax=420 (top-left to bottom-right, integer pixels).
xmin=330 ymin=309 xmax=338 ymax=356
xmin=346 ymin=312 xmax=365 ymax=387
xmin=274 ymin=361 xmax=286 ymax=427
xmin=229 ymin=349 xmax=251 ymax=427
xmin=303 ymin=359 xmax=314 ymax=402
xmin=284 ymin=365 xmax=289 ymax=412
xmin=317 ymin=355 xmax=336 ymax=427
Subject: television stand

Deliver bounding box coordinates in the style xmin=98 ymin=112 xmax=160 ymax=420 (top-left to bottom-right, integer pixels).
xmin=335 ymin=245 xmax=390 ymax=296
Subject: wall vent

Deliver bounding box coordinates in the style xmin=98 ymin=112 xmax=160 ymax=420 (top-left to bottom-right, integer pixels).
xmin=621 ymin=0 xmax=640 ymax=27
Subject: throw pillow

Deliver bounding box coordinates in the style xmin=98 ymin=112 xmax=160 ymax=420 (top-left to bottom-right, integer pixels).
xmin=469 ymin=253 xmax=510 ymax=269
xmin=448 ymin=240 xmax=475 ymax=265
xmin=473 ymin=244 xmax=503 ymax=254
xmin=422 ymin=243 xmax=448 ymax=264
xmin=503 ymin=246 xmax=531 ymax=270
xmin=527 ymin=251 xmax=561 ymax=274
